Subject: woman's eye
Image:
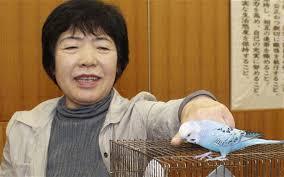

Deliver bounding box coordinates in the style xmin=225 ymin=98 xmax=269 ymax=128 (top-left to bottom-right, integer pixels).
xmin=97 ymin=47 xmax=109 ymax=51
xmin=64 ymin=46 xmax=78 ymax=50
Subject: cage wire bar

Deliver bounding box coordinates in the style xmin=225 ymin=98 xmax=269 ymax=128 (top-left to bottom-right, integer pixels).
xmin=110 ymin=139 xmax=284 ymax=177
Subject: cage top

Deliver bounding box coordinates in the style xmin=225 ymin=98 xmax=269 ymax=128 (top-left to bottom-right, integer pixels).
xmin=111 ymin=139 xmax=284 ymax=167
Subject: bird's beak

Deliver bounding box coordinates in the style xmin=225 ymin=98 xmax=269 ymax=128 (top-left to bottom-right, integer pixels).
xmin=171 ymin=132 xmax=185 ymax=146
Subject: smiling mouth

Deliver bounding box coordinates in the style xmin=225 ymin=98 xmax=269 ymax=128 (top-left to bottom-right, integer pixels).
xmin=74 ymin=74 xmax=101 ymax=80
xmin=74 ymin=74 xmax=101 ymax=87
xmin=75 ymin=76 xmax=100 ymax=81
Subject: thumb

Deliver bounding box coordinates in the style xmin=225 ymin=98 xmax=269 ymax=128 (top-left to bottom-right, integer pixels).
xmin=170 ymin=132 xmax=184 ymax=146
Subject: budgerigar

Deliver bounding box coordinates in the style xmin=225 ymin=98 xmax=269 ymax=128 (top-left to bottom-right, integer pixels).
xmin=179 ymin=120 xmax=284 ymax=161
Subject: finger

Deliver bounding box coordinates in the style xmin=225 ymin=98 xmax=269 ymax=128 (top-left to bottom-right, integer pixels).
xmin=170 ymin=132 xmax=184 ymax=146
xmin=222 ymin=106 xmax=235 ymax=127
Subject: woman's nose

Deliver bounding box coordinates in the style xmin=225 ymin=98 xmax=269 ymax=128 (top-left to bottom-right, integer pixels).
xmin=79 ymin=45 xmax=98 ymax=67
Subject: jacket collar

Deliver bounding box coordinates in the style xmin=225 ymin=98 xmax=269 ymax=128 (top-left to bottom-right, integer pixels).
xmin=15 ymin=97 xmax=60 ymax=130
xmin=104 ymin=89 xmax=129 ymax=125
xmin=13 ymin=89 xmax=129 ymax=130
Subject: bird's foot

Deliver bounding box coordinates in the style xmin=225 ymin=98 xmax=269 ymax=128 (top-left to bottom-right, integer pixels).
xmin=194 ymin=152 xmax=213 ymax=160
xmin=205 ymin=155 xmax=227 ymax=161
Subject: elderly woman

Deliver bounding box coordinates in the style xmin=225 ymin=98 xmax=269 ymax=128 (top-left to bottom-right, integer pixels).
xmin=0 ymin=0 xmax=234 ymax=177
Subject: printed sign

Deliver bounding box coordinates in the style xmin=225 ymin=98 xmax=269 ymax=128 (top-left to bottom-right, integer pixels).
xmin=231 ymin=0 xmax=284 ymax=110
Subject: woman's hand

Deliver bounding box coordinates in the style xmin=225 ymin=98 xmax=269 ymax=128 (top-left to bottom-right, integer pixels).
xmin=171 ymin=96 xmax=235 ymax=145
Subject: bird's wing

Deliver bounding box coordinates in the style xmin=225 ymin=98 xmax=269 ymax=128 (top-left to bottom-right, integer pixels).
xmin=210 ymin=126 xmax=246 ymax=147
xmin=199 ymin=120 xmax=263 ymax=147
xmin=198 ymin=120 xmax=247 ymax=147
xmin=244 ymin=131 xmax=262 ymax=139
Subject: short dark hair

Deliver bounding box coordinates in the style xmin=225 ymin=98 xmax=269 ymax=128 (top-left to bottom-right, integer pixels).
xmin=42 ymin=0 xmax=129 ymax=85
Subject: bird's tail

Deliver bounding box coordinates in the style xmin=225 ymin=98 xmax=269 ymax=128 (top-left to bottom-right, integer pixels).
xmin=244 ymin=139 xmax=284 ymax=146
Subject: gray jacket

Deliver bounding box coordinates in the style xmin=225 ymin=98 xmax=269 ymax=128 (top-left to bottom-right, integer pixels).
xmin=0 ymin=89 xmax=182 ymax=177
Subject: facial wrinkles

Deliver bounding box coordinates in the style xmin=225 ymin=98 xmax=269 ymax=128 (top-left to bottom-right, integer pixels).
xmin=58 ymin=34 xmax=114 ymax=72
xmin=54 ymin=29 xmax=117 ymax=108
xmin=58 ymin=32 xmax=114 ymax=49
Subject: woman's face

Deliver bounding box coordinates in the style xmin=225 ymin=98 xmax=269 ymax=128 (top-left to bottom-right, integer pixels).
xmin=55 ymin=29 xmax=117 ymax=108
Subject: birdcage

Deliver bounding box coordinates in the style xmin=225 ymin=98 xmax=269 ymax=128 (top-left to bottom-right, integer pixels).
xmin=110 ymin=139 xmax=284 ymax=177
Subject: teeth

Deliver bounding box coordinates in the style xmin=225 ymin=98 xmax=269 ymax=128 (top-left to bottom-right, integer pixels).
xmin=77 ymin=76 xmax=99 ymax=81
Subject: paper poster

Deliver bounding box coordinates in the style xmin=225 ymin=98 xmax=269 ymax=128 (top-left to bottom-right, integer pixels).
xmin=231 ymin=0 xmax=284 ymax=110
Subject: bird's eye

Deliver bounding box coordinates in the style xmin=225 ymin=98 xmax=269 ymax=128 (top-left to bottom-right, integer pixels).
xmin=187 ymin=133 xmax=191 ymax=137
